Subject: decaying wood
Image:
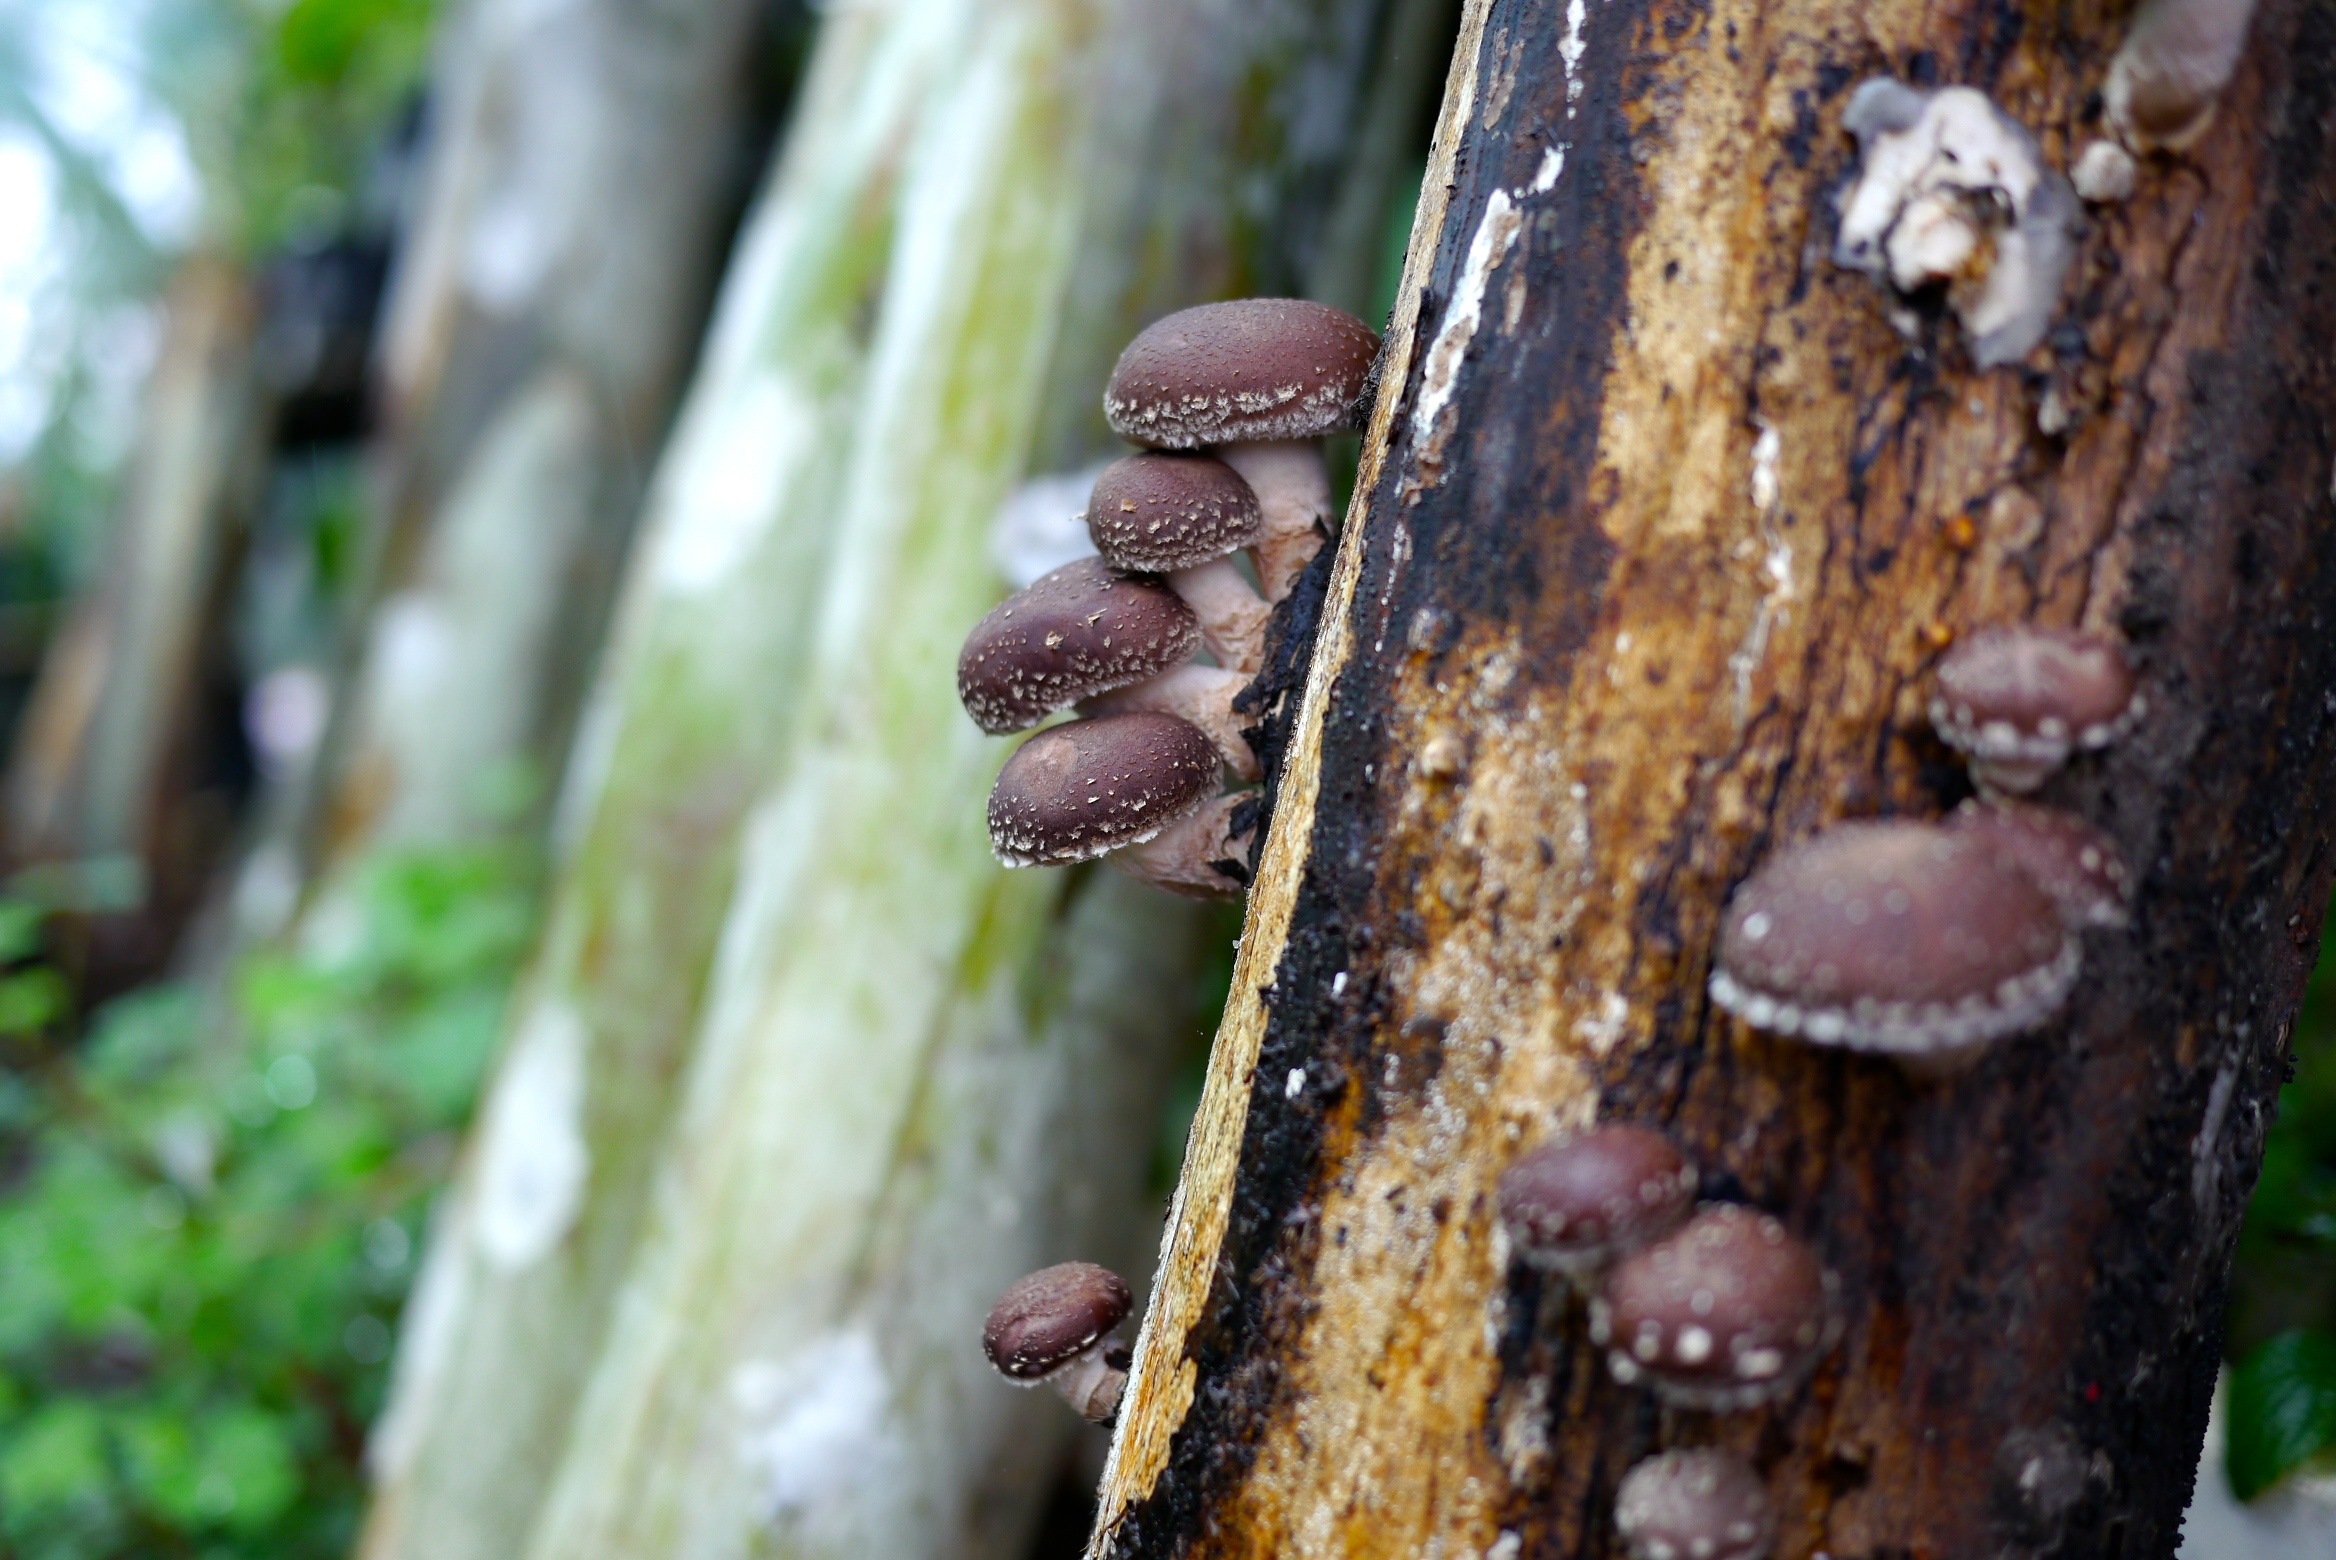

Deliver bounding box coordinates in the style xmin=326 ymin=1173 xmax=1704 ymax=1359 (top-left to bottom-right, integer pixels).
xmin=1096 ymin=1 xmax=2336 ymax=1556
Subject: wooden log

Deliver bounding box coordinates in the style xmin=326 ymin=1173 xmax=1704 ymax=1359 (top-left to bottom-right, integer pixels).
xmin=1094 ymin=1 xmax=2336 ymax=1556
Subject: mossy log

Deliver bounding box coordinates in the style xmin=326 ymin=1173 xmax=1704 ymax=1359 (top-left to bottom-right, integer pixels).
xmin=1094 ymin=2 xmax=2336 ymax=1556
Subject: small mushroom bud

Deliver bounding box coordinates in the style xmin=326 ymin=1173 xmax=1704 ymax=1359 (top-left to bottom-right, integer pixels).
xmin=1946 ymin=798 xmax=2132 ymax=930
xmin=1109 ymin=790 xmax=1256 ymax=900
xmin=1105 ymin=299 xmax=1380 ymax=600
xmin=987 ymin=712 xmax=1219 ymax=868
xmin=1497 ymin=1125 xmax=1698 ymax=1277
xmin=1929 ymin=625 xmax=2142 ymax=794
xmin=1614 ymin=1448 xmax=1777 ymax=1560
xmin=1086 ymin=453 xmax=1272 ymax=675
xmin=1709 ymin=820 xmax=2080 ymax=1072
xmin=981 ymin=1261 xmax=1134 ymax=1425
xmin=2106 ymin=0 xmax=2259 ymax=153
xmin=956 ymin=558 xmax=1201 ymax=733
xmin=1591 ymin=1204 xmax=1839 ymax=1410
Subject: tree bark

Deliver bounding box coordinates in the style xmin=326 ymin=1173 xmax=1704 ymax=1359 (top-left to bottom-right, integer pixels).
xmin=3 ymin=254 xmax=264 ymax=987
xmin=358 ymin=1 xmax=1434 ymax=1556
xmin=1094 ymin=3 xmax=2336 ymax=1558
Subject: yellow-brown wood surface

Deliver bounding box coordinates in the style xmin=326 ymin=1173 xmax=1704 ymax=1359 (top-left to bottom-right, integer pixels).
xmin=1094 ymin=0 xmax=2336 ymax=1555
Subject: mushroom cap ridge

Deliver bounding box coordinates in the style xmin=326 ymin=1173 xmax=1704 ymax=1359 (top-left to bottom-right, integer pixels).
xmin=1591 ymin=1203 xmax=1840 ymax=1411
xmin=1929 ymin=625 xmax=2142 ymax=783
xmin=983 ymin=1262 xmax=1133 ymax=1380
xmin=1946 ymin=798 xmax=2132 ymax=930
xmin=1105 ymin=298 xmax=1381 ymax=449
xmin=987 ymin=711 xmax=1220 ymax=867
xmin=1085 ymin=451 xmax=1264 ymax=573
xmin=1497 ymin=1125 xmax=1698 ymax=1273
xmin=1614 ymin=1447 xmax=1778 ymax=1560
xmin=1709 ymin=819 xmax=2080 ymax=1057
xmin=958 ymin=558 xmax=1201 ymax=734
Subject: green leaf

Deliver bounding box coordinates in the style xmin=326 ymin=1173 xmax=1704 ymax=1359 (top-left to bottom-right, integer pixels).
xmin=2227 ymin=1329 xmax=2336 ymax=1500
xmin=0 ymin=1399 xmax=111 ymax=1515
xmin=0 ymin=897 xmax=48 ymax=963
xmin=0 ymin=967 xmax=69 ymax=1034
xmin=122 ymin=1401 xmax=299 ymax=1535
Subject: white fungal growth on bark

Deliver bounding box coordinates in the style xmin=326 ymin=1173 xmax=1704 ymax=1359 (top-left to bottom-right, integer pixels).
xmin=1410 ymin=190 xmax=1524 ymax=490
xmin=730 ymin=1329 xmax=901 ymax=1534
xmin=2071 ymin=141 xmax=2139 ymax=203
xmin=1834 ymin=80 xmax=2082 ymax=369
xmin=656 ymin=369 xmax=815 ymax=594
xmin=471 ymin=999 xmax=590 ymax=1270
xmin=987 ymin=460 xmax=1111 ymax=588
xmin=2107 ymin=0 xmax=2260 ymax=153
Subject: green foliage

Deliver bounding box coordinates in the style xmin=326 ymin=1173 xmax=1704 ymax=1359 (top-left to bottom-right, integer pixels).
xmin=2228 ymin=894 xmax=2336 ymax=1500
xmin=0 ymin=838 xmax=540 ymax=1559
xmin=2227 ymin=1330 xmax=2336 ymax=1501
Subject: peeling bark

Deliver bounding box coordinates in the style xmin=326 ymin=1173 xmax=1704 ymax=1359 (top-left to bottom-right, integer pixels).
xmin=1095 ymin=2 xmax=2336 ymax=1557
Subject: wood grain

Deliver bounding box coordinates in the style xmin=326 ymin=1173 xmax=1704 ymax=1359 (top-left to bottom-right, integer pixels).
xmin=1093 ymin=0 xmax=2336 ymax=1555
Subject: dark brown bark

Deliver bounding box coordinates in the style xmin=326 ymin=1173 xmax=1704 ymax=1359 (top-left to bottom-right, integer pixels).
xmin=1093 ymin=1 xmax=2336 ymax=1556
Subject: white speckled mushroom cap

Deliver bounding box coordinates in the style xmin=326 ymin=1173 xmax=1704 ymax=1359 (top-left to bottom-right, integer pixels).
xmin=1104 ymin=299 xmax=1380 ymax=449
xmin=1496 ymin=1125 xmax=1699 ymax=1276
xmin=986 ymin=712 xmax=1220 ymax=868
xmin=1614 ymin=1447 xmax=1777 ymax=1560
xmin=982 ymin=1262 xmax=1132 ymax=1381
xmin=1591 ymin=1204 xmax=1840 ymax=1411
xmin=957 ymin=559 xmax=1201 ymax=734
xmin=1709 ymin=819 xmax=2080 ymax=1061
xmin=1947 ymin=798 xmax=2133 ymax=930
xmin=1929 ymin=626 xmax=2142 ymax=792
xmin=1085 ymin=452 xmax=1263 ymax=573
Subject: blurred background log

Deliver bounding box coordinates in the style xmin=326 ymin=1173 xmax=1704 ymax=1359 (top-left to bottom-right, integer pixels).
xmin=292 ymin=0 xmax=795 ymax=899
xmin=358 ymin=1 xmax=1451 ymax=1557
xmin=3 ymin=253 xmax=265 ymax=994
xmin=1093 ymin=1 xmax=2336 ymax=1557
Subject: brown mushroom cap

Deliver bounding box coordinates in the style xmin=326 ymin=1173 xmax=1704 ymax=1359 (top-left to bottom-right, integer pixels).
xmin=1947 ymin=798 xmax=2132 ymax=930
xmin=1104 ymin=298 xmax=1381 ymax=449
xmin=1709 ymin=820 xmax=2080 ymax=1059
xmin=982 ymin=1262 xmax=1133 ymax=1381
xmin=1497 ymin=1125 xmax=1698 ymax=1275
xmin=1085 ymin=452 xmax=1263 ymax=573
xmin=987 ymin=711 xmax=1220 ymax=867
xmin=1614 ymin=1448 xmax=1778 ymax=1560
xmin=1930 ymin=626 xmax=2142 ymax=791
xmin=1591 ymin=1204 xmax=1839 ymax=1410
xmin=957 ymin=558 xmax=1200 ymax=734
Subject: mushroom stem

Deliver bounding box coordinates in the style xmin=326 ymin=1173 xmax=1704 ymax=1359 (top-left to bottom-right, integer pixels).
xmin=1047 ymin=1343 xmax=1130 ymax=1425
xmin=1084 ymin=664 xmax=1259 ymax=781
xmin=1109 ymin=791 xmax=1255 ymax=899
xmin=1215 ymin=440 xmax=1331 ymax=601
xmin=1166 ymin=556 xmax=1272 ymax=675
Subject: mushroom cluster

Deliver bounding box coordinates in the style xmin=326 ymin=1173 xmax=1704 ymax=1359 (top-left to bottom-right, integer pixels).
xmin=1499 ymin=1125 xmax=1834 ymax=1549
xmin=1710 ymin=624 xmax=2141 ymax=1075
xmin=956 ymin=299 xmax=1380 ymax=898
